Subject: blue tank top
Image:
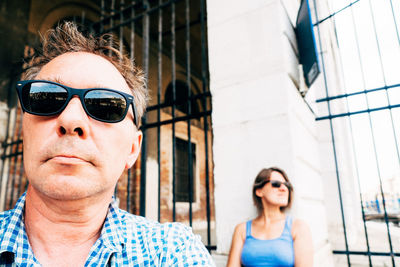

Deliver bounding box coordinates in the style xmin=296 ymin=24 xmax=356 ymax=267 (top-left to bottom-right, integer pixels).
xmin=241 ymin=216 xmax=295 ymax=267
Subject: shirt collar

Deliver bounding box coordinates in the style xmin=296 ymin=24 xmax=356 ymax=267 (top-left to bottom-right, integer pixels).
xmin=98 ymin=197 xmax=127 ymax=253
xmin=0 ymin=192 xmax=38 ymax=264
xmin=0 ymin=193 xmax=128 ymax=263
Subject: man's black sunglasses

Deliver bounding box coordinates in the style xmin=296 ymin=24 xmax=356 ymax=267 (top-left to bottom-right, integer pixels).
xmin=266 ymin=180 xmax=292 ymax=190
xmin=16 ymin=80 xmax=139 ymax=126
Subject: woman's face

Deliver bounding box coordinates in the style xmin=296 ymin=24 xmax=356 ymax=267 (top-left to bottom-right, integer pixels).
xmin=256 ymin=171 xmax=290 ymax=209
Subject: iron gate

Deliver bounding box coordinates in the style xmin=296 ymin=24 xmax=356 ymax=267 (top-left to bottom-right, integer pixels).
xmin=0 ymin=0 xmax=215 ymax=251
xmin=311 ymin=0 xmax=400 ymax=265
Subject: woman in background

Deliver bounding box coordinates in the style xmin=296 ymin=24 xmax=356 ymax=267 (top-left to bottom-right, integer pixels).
xmin=227 ymin=167 xmax=313 ymax=267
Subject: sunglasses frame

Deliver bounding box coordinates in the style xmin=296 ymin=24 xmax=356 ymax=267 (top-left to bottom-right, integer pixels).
xmin=266 ymin=180 xmax=292 ymax=190
xmin=16 ymin=80 xmax=139 ymax=126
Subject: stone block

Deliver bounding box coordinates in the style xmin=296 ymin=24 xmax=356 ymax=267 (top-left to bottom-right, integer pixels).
xmin=207 ymin=0 xmax=276 ymax=28
xmin=293 ymin=160 xmax=324 ymax=200
xmin=208 ymin=1 xmax=298 ymax=90
xmin=211 ymin=74 xmax=291 ymax=127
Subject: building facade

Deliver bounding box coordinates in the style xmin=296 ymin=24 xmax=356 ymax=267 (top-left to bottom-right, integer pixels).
xmin=1 ymin=0 xmax=399 ymax=266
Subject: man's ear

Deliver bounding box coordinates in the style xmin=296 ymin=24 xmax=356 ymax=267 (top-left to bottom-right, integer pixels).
xmin=125 ymin=130 xmax=142 ymax=169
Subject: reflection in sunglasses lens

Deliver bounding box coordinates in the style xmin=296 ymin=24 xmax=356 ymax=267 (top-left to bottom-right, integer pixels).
xmin=85 ymin=90 xmax=127 ymax=121
xmin=24 ymin=83 xmax=67 ymax=114
xmin=21 ymin=82 xmax=129 ymax=122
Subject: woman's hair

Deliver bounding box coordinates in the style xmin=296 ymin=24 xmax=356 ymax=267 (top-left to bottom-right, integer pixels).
xmin=252 ymin=167 xmax=293 ymax=213
xmin=23 ymin=21 xmax=148 ymax=126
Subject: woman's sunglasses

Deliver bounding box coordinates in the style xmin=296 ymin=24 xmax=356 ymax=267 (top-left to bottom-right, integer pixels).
xmin=16 ymin=80 xmax=139 ymax=125
xmin=266 ymin=180 xmax=292 ymax=190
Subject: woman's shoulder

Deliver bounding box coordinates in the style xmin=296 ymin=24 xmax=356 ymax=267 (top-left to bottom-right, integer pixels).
xmin=233 ymin=220 xmax=250 ymax=239
xmin=290 ymin=217 xmax=311 ymax=238
xmin=234 ymin=221 xmax=248 ymax=233
xmin=291 ymin=217 xmax=309 ymax=228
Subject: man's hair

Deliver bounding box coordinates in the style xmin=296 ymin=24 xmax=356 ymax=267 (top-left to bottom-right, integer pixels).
xmin=23 ymin=21 xmax=148 ymax=125
xmin=252 ymin=167 xmax=293 ymax=213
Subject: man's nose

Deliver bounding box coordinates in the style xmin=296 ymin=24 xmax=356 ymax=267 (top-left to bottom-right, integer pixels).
xmin=56 ymin=96 xmax=90 ymax=138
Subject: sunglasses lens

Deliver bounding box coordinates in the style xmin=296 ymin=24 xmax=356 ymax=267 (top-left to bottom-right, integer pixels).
xmin=18 ymin=81 xmax=131 ymax=123
xmin=22 ymin=82 xmax=67 ymax=114
xmin=271 ymin=181 xmax=282 ymax=188
xmin=85 ymin=90 xmax=127 ymax=122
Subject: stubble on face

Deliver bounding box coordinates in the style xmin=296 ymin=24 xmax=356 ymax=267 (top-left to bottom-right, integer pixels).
xmin=23 ymin=134 xmax=108 ymax=200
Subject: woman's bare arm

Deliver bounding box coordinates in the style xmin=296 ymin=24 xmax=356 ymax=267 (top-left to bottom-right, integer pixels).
xmin=292 ymin=219 xmax=313 ymax=267
xmin=227 ymin=222 xmax=246 ymax=267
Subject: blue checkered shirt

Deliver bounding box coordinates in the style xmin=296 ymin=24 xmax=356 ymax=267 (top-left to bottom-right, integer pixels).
xmin=0 ymin=193 xmax=215 ymax=266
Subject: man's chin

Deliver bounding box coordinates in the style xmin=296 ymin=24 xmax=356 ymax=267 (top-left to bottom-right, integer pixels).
xmin=30 ymin=181 xmax=105 ymax=201
xmin=42 ymin=190 xmax=94 ymax=201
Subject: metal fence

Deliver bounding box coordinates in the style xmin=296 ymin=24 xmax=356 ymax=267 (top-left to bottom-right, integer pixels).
xmin=0 ymin=0 xmax=215 ymax=251
xmin=311 ymin=0 xmax=400 ymax=265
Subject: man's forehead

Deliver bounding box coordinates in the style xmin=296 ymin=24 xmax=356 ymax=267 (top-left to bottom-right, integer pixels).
xmin=38 ymin=75 xmax=114 ymax=89
xmin=36 ymin=52 xmax=130 ymax=91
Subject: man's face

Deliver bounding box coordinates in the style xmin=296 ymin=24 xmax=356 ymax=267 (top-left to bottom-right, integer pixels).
xmin=22 ymin=52 xmax=142 ymax=200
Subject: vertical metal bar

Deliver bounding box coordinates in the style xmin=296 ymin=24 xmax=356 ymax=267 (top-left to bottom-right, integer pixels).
xmin=350 ymin=126 xmax=373 ymax=266
xmin=348 ymin=1 xmax=395 ymax=264
xmin=81 ymin=10 xmax=86 ymax=26
xmin=142 ymin=0 xmax=150 ymax=99
xmin=312 ymin=0 xmax=351 ymax=265
xmin=130 ymin=0 xmax=135 ymax=62
xmin=157 ymin=0 xmax=163 ymax=222
xmin=388 ymin=0 xmax=400 ymax=46
xmin=200 ymin=0 xmax=211 ymax=247
xmin=329 ymin=10 xmax=373 ymax=266
xmin=100 ymin=0 xmax=105 ymax=33
xmin=120 ymin=0 xmax=124 ymax=55
xmin=365 ymin=1 xmax=397 ymax=264
xmin=108 ymin=0 xmax=116 ymax=59
xmin=185 ymin=0 xmax=193 ymax=227
xmin=139 ymin=0 xmax=150 ymax=217
xmin=367 ymin=0 xmax=400 ymax=166
xmin=171 ymin=0 xmax=177 ymax=222
xmin=111 ymin=0 xmax=115 ymax=29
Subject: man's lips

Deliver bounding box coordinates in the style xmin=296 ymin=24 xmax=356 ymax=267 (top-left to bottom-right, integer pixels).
xmin=47 ymin=155 xmax=92 ymax=165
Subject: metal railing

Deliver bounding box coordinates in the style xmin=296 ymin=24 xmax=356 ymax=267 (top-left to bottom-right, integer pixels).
xmin=0 ymin=0 xmax=216 ymax=251
xmin=311 ymin=0 xmax=400 ymax=265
